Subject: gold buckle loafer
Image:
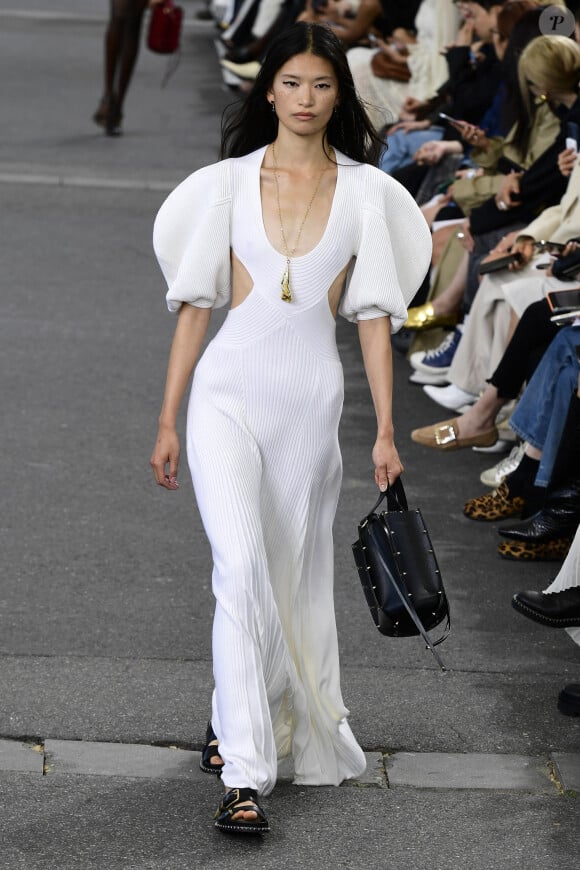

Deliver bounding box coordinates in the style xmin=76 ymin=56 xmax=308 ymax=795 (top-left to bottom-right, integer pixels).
xmin=411 ymin=418 xmax=498 ymax=451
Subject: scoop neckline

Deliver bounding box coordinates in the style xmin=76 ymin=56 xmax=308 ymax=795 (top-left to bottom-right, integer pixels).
xmin=256 ymin=143 xmax=342 ymax=262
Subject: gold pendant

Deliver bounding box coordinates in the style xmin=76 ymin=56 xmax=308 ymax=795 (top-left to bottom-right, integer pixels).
xmin=281 ymin=260 xmax=292 ymax=302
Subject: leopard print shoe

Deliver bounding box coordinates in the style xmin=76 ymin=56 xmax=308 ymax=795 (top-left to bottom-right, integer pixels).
xmin=463 ymin=481 xmax=525 ymax=522
xmin=498 ymin=538 xmax=572 ymax=561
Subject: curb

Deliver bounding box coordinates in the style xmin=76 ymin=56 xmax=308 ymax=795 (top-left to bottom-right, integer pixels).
xmin=1 ymin=738 xmax=578 ymax=793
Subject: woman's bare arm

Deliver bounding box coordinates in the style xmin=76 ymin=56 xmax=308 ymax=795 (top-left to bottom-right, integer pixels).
xmin=150 ymin=304 xmax=211 ymax=489
xmin=358 ymin=316 xmax=404 ymax=490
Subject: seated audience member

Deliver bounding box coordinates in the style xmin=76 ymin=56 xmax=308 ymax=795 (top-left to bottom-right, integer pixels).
xmin=411 ymin=319 xmax=580 ymax=560
xmin=346 ymin=0 xmax=461 ymax=130
xmin=413 ymin=149 xmax=580 ymax=399
xmin=396 ymin=5 xmax=548 ymax=203
xmin=403 ymin=33 xmax=580 ymax=360
xmin=220 ymin=0 xmax=307 ymax=76
xmin=496 ymin=379 xmax=580 ymax=561
xmin=220 ymin=0 xmax=420 ymax=73
xmin=301 ymin=0 xmax=421 ymax=49
xmin=380 ymin=0 xmax=509 ymax=176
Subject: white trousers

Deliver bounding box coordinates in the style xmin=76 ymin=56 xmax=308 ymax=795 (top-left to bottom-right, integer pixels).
xmin=449 ymin=256 xmax=558 ymax=396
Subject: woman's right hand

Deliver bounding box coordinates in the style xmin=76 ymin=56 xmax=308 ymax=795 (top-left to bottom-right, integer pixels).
xmin=508 ymin=235 xmax=535 ymax=270
xmin=150 ymin=424 xmax=181 ymax=490
xmin=450 ymin=20 xmax=474 ymax=48
xmin=460 ymin=122 xmax=489 ymax=151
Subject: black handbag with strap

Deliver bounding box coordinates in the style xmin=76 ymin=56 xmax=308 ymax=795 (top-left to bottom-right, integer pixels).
xmin=352 ymin=478 xmax=450 ymax=670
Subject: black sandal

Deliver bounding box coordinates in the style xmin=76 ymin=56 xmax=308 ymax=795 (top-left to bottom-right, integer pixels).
xmin=199 ymin=721 xmax=224 ymax=776
xmin=214 ymin=787 xmax=270 ymax=835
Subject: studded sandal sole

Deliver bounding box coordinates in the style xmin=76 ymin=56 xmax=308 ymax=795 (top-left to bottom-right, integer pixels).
xmin=511 ymin=596 xmax=580 ymax=627
xmin=214 ymin=787 xmax=270 ymax=835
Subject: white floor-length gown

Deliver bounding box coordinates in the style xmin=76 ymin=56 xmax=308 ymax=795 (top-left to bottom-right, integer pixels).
xmin=153 ymin=145 xmax=431 ymax=795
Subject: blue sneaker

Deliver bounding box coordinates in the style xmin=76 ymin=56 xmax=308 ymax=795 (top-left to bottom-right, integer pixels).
xmin=410 ymin=327 xmax=462 ymax=375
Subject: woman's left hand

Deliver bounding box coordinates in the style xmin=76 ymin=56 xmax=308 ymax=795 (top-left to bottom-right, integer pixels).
xmin=372 ymin=437 xmax=404 ymax=491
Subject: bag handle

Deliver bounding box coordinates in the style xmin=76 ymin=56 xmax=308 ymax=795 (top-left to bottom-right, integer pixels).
xmin=384 ymin=566 xmax=448 ymax=671
xmin=369 ymin=476 xmax=408 ymax=515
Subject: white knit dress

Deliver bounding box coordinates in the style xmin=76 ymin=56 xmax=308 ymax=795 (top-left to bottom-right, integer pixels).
xmin=153 ymin=145 xmax=431 ymax=795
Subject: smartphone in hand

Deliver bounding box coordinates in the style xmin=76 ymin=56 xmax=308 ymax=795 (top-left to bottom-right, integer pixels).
xmin=546 ymin=287 xmax=580 ymax=313
xmin=438 ymin=112 xmax=465 ymax=128
xmin=566 ymin=121 xmax=579 ymax=154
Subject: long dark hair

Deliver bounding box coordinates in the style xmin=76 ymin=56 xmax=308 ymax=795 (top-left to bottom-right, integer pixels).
xmin=220 ymin=22 xmax=383 ymax=165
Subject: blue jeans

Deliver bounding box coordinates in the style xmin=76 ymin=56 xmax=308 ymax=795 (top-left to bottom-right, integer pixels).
xmin=510 ymin=325 xmax=580 ymax=487
xmin=379 ymin=126 xmax=444 ymax=175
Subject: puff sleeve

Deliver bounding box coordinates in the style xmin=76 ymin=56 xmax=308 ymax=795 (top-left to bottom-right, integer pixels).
xmin=339 ymin=167 xmax=432 ymax=332
xmin=153 ymin=161 xmax=232 ymax=313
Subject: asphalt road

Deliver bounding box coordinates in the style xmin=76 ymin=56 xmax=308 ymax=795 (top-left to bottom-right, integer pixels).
xmin=0 ymin=4 xmax=579 ymax=868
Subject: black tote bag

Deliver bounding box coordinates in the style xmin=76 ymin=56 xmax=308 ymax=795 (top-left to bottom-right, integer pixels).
xmin=352 ymin=478 xmax=450 ymax=670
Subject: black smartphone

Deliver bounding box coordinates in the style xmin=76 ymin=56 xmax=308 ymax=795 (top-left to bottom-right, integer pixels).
xmin=438 ymin=112 xmax=464 ymax=127
xmin=478 ymin=252 xmax=523 ymax=275
xmin=546 ymin=288 xmax=580 ymax=313
xmin=534 ymin=240 xmax=566 ymax=254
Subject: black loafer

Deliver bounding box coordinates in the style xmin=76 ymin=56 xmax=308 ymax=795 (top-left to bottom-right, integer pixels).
xmin=558 ymin=683 xmax=580 ymax=716
xmin=512 ymin=587 xmax=580 ymax=627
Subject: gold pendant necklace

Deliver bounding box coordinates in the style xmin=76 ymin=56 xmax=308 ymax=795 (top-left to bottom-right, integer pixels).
xmin=271 ymin=143 xmax=326 ymax=303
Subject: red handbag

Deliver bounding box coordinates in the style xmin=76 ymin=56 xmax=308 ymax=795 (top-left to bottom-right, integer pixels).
xmin=147 ymin=0 xmax=183 ymax=54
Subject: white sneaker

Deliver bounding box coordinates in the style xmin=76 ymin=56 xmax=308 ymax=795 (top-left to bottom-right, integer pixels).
xmin=422 ymin=383 xmax=478 ymax=411
xmin=409 ymin=369 xmax=449 ymax=385
xmin=479 ymin=442 xmax=525 ymax=487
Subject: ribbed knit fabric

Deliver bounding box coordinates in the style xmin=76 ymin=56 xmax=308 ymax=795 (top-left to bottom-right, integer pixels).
xmin=153 ymin=147 xmax=431 ymax=796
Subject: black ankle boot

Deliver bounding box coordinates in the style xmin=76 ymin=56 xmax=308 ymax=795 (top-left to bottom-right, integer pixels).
xmin=497 ymin=489 xmax=580 ymax=542
xmin=512 ymin=587 xmax=580 ymax=626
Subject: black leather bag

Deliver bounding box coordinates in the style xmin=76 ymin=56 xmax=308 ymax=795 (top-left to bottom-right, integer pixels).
xmin=352 ymin=478 xmax=450 ymax=670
